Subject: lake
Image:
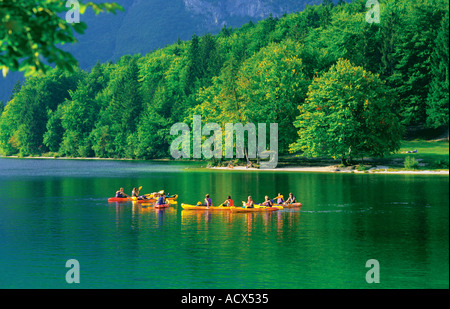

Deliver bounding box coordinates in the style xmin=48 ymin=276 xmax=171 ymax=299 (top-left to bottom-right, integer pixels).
xmin=0 ymin=158 xmax=448 ymax=288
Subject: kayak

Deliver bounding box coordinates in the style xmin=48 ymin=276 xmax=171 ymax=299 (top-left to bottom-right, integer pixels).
xmin=107 ymin=194 xmax=178 ymax=203
xmin=154 ymin=203 xmax=170 ymax=209
xmin=280 ymin=202 xmax=302 ymax=208
xmin=181 ymin=203 xmax=233 ymax=210
xmin=108 ymin=197 xmax=155 ymax=203
xmin=242 ymin=201 xmax=283 ymax=209
xmin=146 ymin=193 xmax=178 ymax=200
xmin=230 ymin=206 xmax=279 ymax=213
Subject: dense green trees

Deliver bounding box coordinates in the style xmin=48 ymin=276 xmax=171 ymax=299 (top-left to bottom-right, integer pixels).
xmin=426 ymin=10 xmax=449 ymax=130
xmin=290 ymin=59 xmax=403 ymax=163
xmin=387 ymin=0 xmax=448 ymax=126
xmin=0 ymin=0 xmax=448 ymax=161
xmin=237 ymin=40 xmax=309 ymax=152
xmin=0 ymin=69 xmax=81 ymax=156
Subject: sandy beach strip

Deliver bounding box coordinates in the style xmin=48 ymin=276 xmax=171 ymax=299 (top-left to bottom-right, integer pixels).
xmin=210 ymin=165 xmax=449 ymax=174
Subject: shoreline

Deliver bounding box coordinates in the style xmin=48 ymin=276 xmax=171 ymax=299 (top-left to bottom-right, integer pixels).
xmin=208 ymin=165 xmax=449 ymax=174
xmin=1 ymin=156 xmax=448 ymax=174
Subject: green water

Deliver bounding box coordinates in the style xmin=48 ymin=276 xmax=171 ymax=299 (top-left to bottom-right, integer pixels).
xmin=0 ymin=158 xmax=448 ymax=288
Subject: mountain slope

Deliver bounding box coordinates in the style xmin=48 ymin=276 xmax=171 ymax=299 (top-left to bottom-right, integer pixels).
xmin=0 ymin=0 xmax=331 ymax=104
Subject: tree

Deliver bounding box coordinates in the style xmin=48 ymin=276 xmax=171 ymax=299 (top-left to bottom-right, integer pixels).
xmin=237 ymin=40 xmax=310 ymax=153
xmin=426 ymin=10 xmax=449 ymax=131
xmin=0 ymin=68 xmax=81 ymax=156
xmin=59 ymin=63 xmax=109 ymax=157
xmin=88 ymin=56 xmax=142 ymax=158
xmin=43 ymin=105 xmax=64 ymax=153
xmin=0 ymin=0 xmax=123 ymax=77
xmin=184 ymin=34 xmax=201 ymax=95
xmin=320 ymin=0 xmax=334 ymax=29
xmin=199 ymin=33 xmax=222 ymax=85
xmin=388 ymin=0 xmax=448 ymax=125
xmin=290 ymin=59 xmax=403 ymax=164
xmin=379 ymin=9 xmax=401 ymax=79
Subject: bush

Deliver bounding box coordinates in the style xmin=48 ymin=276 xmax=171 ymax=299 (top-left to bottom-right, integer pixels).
xmin=432 ymin=159 xmax=449 ymax=169
xmin=404 ymin=156 xmax=419 ymax=170
xmin=356 ymin=164 xmax=368 ymax=171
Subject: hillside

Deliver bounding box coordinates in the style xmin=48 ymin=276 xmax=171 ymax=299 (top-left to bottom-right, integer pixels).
xmin=0 ymin=0 xmax=326 ymax=104
xmin=0 ymin=0 xmax=448 ymax=164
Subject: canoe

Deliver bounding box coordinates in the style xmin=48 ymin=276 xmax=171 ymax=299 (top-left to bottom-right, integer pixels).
xmin=181 ymin=203 xmax=232 ymax=210
xmin=242 ymin=201 xmax=283 ymax=209
xmin=280 ymin=202 xmax=302 ymax=208
xmin=230 ymin=206 xmax=279 ymax=213
xmin=146 ymin=193 xmax=178 ymax=200
xmin=154 ymin=203 xmax=170 ymax=209
xmin=108 ymin=197 xmax=155 ymax=203
xmin=143 ymin=194 xmax=178 ymax=202
xmin=108 ymin=194 xmax=178 ymax=203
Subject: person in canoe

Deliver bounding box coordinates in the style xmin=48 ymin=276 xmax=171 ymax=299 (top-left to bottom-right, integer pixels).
xmin=245 ymin=196 xmax=255 ymax=208
xmin=156 ymin=193 xmax=166 ymax=206
xmin=261 ymin=195 xmax=273 ymax=207
xmin=285 ymin=192 xmax=297 ymax=204
xmin=132 ymin=187 xmax=149 ymax=200
xmin=222 ymin=195 xmax=234 ymax=207
xmin=132 ymin=187 xmax=140 ymax=198
xmin=204 ymin=194 xmax=213 ymax=207
xmin=275 ymin=193 xmax=285 ymax=205
xmin=116 ymin=187 xmax=128 ymax=198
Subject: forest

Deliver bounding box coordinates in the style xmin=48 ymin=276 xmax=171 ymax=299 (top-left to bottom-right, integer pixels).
xmin=0 ymin=0 xmax=448 ymax=164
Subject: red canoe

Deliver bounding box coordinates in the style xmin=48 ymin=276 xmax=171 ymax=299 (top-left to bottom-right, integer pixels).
xmin=154 ymin=203 xmax=170 ymax=209
xmin=108 ymin=195 xmax=178 ymax=203
xmin=278 ymin=202 xmax=302 ymax=208
xmin=107 ymin=197 xmax=155 ymax=203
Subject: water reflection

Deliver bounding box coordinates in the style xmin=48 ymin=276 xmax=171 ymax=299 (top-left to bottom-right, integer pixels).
xmin=180 ymin=209 xmax=302 ymax=239
xmin=1 ymin=158 xmax=447 ymax=288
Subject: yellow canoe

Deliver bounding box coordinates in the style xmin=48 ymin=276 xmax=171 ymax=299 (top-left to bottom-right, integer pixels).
xmin=230 ymin=206 xmax=280 ymax=213
xmin=181 ymin=203 xmax=233 ymax=210
xmin=242 ymin=201 xmax=283 ymax=209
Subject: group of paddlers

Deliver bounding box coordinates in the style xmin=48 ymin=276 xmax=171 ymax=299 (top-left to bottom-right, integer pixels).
xmin=196 ymin=192 xmax=297 ymax=208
